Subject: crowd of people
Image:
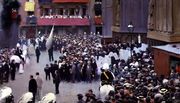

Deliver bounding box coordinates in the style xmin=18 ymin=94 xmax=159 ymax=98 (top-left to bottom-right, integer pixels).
xmin=32 ymin=34 xmax=102 ymax=83
xmin=75 ymin=49 xmax=180 ymax=103
xmin=0 ymin=32 xmax=180 ymax=103
xmin=32 ymin=33 xmax=180 ymax=103
xmin=0 ymin=46 xmax=25 ymax=85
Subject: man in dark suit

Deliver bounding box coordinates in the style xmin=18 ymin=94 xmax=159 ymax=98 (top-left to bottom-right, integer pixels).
xmin=35 ymin=46 xmax=41 ymax=63
xmin=28 ymin=75 xmax=37 ymax=103
xmin=77 ymin=94 xmax=85 ymax=103
xmin=44 ymin=64 xmax=51 ymax=80
xmin=48 ymin=46 xmax=54 ymax=62
xmin=53 ymin=71 xmax=60 ymax=94
xmin=10 ymin=60 xmax=16 ymax=80
xmin=3 ymin=60 xmax=10 ymax=82
xmin=101 ymin=63 xmax=114 ymax=86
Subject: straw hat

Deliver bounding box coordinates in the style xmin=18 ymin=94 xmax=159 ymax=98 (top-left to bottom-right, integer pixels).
xmin=159 ymin=88 xmax=168 ymax=94
xmin=102 ymin=63 xmax=109 ymax=70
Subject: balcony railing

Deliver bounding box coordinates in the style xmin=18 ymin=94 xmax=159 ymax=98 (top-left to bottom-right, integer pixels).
xmin=37 ymin=17 xmax=90 ymax=26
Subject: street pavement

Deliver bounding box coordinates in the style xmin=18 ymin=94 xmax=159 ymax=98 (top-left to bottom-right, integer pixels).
xmin=2 ymin=51 xmax=99 ymax=103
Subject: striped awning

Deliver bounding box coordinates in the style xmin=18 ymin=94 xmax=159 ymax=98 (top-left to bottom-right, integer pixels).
xmin=37 ymin=18 xmax=90 ymax=26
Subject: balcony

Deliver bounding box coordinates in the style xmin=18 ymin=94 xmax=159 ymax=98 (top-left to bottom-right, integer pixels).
xmin=53 ymin=0 xmax=89 ymax=3
xmin=37 ymin=17 xmax=90 ymax=26
xmin=26 ymin=16 xmax=37 ymax=25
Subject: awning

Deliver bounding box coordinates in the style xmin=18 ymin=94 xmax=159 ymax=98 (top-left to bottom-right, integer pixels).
xmin=37 ymin=18 xmax=90 ymax=26
xmin=53 ymin=0 xmax=89 ymax=3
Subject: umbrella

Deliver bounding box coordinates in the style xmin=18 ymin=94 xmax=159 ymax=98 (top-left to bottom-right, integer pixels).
xmin=10 ymin=55 xmax=21 ymax=63
xmin=18 ymin=92 xmax=33 ymax=103
xmin=39 ymin=93 xmax=56 ymax=103
xmin=0 ymin=87 xmax=12 ymax=101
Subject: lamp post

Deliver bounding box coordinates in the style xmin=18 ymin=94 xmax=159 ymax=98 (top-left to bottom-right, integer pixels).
xmin=128 ymin=22 xmax=134 ymax=58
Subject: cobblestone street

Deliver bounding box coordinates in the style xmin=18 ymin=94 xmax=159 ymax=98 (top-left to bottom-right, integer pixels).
xmin=2 ymin=51 xmax=99 ymax=103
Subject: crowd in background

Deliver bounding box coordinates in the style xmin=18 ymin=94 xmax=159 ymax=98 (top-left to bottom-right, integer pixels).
xmin=0 ymin=33 xmax=180 ymax=103
xmin=75 ymin=49 xmax=180 ymax=103
xmin=31 ymin=33 xmax=180 ymax=103
xmin=0 ymin=46 xmax=25 ymax=85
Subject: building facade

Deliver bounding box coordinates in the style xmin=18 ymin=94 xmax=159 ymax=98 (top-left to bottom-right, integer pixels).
xmin=111 ymin=0 xmax=149 ymax=43
xmin=20 ymin=0 xmax=91 ymax=38
xmin=147 ymin=0 xmax=180 ymax=45
xmin=19 ymin=0 xmax=113 ymax=38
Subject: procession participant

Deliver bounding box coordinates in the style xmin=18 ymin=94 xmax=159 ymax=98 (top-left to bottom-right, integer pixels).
xmin=53 ymin=71 xmax=60 ymax=94
xmin=48 ymin=46 xmax=54 ymax=62
xmin=28 ymin=75 xmax=37 ymax=103
xmin=35 ymin=46 xmax=41 ymax=63
xmin=100 ymin=63 xmax=115 ymax=86
xmin=35 ymin=72 xmax=43 ymax=101
xmin=44 ymin=64 xmax=51 ymax=80
xmin=10 ymin=60 xmax=16 ymax=80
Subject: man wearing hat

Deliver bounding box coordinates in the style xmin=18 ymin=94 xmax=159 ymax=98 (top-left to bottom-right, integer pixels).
xmin=100 ymin=63 xmax=115 ymax=86
xmin=77 ymin=94 xmax=85 ymax=103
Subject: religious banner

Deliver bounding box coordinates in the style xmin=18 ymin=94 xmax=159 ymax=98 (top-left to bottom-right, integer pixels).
xmin=24 ymin=2 xmax=35 ymax=12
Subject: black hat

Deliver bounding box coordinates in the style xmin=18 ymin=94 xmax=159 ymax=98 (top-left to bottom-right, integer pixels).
xmin=77 ymin=94 xmax=83 ymax=98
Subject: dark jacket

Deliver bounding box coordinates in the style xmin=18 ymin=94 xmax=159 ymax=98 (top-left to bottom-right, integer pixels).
xmin=44 ymin=66 xmax=50 ymax=74
xmin=35 ymin=48 xmax=41 ymax=56
xmin=53 ymin=73 xmax=60 ymax=84
xmin=48 ymin=47 xmax=53 ymax=55
xmin=101 ymin=70 xmax=114 ymax=84
xmin=28 ymin=78 xmax=37 ymax=93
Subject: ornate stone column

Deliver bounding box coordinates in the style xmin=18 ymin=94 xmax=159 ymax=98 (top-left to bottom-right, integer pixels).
xmin=147 ymin=0 xmax=180 ymax=43
xmin=148 ymin=0 xmax=155 ymax=31
xmin=166 ymin=0 xmax=172 ymax=33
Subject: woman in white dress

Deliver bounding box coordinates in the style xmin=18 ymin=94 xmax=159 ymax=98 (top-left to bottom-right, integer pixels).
xmin=19 ymin=61 xmax=24 ymax=74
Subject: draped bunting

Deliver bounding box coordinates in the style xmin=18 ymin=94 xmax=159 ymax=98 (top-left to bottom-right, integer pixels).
xmin=38 ymin=18 xmax=90 ymax=26
xmin=24 ymin=2 xmax=35 ymax=12
xmin=94 ymin=16 xmax=103 ymax=25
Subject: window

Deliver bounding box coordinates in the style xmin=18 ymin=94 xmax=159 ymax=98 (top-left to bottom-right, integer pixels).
xmin=94 ymin=2 xmax=102 ymax=16
xmin=96 ymin=26 xmax=102 ymax=35
xmin=95 ymin=0 xmax=102 ymax=2
xmin=27 ymin=11 xmax=34 ymax=16
xmin=82 ymin=8 xmax=86 ymax=18
xmin=75 ymin=8 xmax=79 ymax=16
xmin=44 ymin=8 xmax=49 ymax=16
xmin=69 ymin=8 xmax=74 ymax=16
xmin=57 ymin=8 xmax=63 ymax=15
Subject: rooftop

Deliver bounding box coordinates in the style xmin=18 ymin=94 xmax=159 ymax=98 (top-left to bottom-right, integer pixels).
xmin=153 ymin=44 xmax=180 ymax=55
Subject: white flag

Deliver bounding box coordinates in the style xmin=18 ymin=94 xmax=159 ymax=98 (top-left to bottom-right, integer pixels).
xmin=46 ymin=26 xmax=54 ymax=49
